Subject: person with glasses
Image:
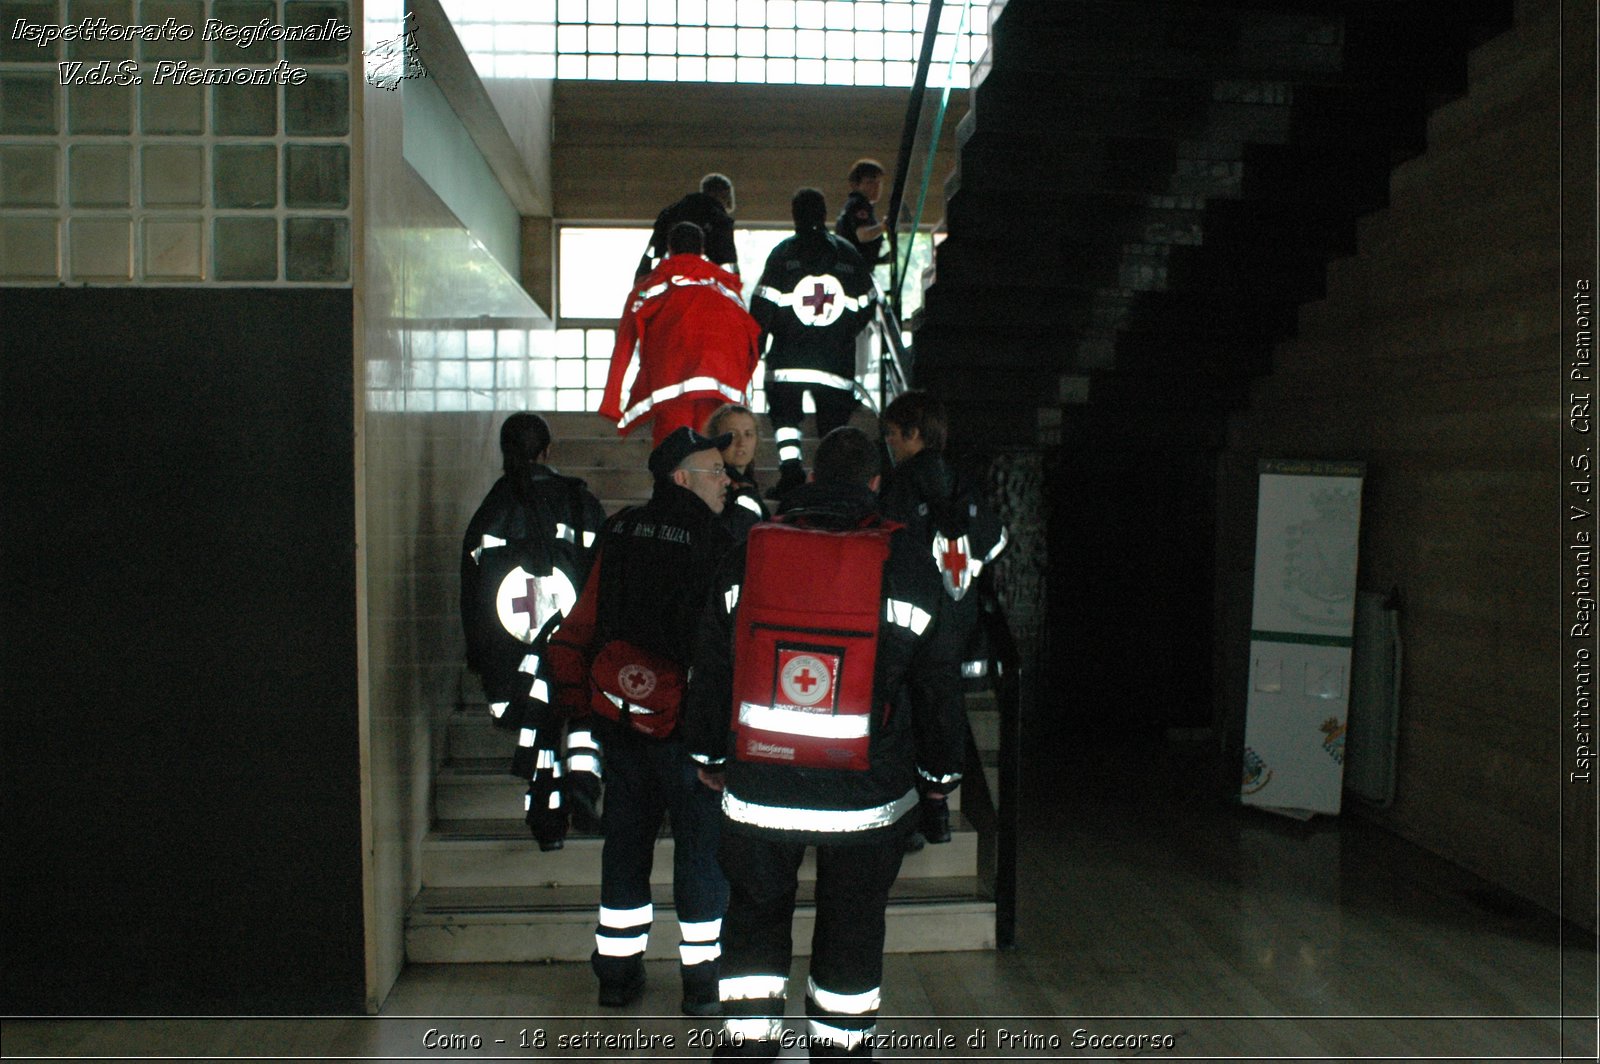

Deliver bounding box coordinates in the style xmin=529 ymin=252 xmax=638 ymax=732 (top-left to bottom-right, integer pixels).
xmin=545 ymin=426 xmax=738 ymax=1016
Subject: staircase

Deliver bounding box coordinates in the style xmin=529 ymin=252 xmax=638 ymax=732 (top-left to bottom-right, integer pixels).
xmin=406 ymin=412 xmax=1000 ymax=963
xmin=913 ymin=0 xmax=1517 ymax=734
xmin=921 ymin=0 xmax=1516 ymax=442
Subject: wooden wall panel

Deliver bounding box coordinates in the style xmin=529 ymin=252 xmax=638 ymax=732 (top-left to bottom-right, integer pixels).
xmin=552 ymin=81 xmax=965 ymax=225
xmin=1218 ymin=0 xmax=1590 ymax=928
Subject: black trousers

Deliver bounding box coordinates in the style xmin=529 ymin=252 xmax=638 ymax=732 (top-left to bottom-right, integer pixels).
xmin=765 ymin=381 xmax=858 ymax=445
xmin=715 ymin=822 xmax=912 ymax=1061
xmin=593 ymin=730 xmax=727 ymax=991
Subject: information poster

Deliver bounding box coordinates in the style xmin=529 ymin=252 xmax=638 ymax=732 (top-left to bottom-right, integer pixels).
xmin=1241 ymin=460 xmax=1366 ymax=816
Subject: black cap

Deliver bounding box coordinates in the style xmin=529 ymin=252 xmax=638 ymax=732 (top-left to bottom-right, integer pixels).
xmin=648 ymin=426 xmax=733 ymax=479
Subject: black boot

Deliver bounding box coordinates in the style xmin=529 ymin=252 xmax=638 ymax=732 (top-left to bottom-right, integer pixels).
xmin=918 ymin=794 xmax=951 ymax=844
xmin=680 ymin=961 xmax=721 ymax=1017
xmin=766 ymin=459 xmax=806 ymax=500
xmin=593 ymin=951 xmax=646 ymax=1007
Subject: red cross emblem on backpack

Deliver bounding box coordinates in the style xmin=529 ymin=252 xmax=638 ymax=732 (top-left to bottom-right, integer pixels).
xmin=932 ymin=531 xmax=975 ymax=602
xmin=618 ymin=663 xmax=658 ymax=701
xmin=777 ymin=649 xmax=839 ymax=712
xmin=731 ymin=522 xmax=893 ymax=771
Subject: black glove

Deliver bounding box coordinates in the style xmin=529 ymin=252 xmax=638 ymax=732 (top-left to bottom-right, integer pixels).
xmin=566 ymin=770 xmax=603 ymax=835
xmin=918 ymin=794 xmax=951 ymax=844
xmin=525 ymin=751 xmax=569 ymax=852
xmin=766 ymin=459 xmax=807 ymax=501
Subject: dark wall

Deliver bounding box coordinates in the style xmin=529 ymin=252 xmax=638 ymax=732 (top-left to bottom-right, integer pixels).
xmin=1 ymin=288 xmax=364 ymax=1013
xmin=1045 ymin=409 xmax=1220 ymax=743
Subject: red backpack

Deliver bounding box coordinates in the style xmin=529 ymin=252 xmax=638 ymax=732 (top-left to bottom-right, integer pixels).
xmin=731 ymin=520 xmax=895 ymax=771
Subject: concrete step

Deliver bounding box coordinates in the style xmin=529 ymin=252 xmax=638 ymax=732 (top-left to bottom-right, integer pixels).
xmin=437 ymin=759 xmax=530 ymax=820
xmin=439 ymin=753 xmax=973 ymax=821
xmin=421 ymin=817 xmax=982 ymax=889
xmin=530 ymin=403 xmax=891 ymax=514
xmin=961 ymin=88 xmax=1292 ymax=152
xmin=446 ymin=697 xmax=1000 ymax=820
xmin=574 ymin=466 xmax=657 ymax=501
xmin=405 ymin=878 xmax=995 ymax=962
xmin=968 ymin=705 xmax=1000 ymax=753
xmin=448 ymin=708 xmax=520 ymax=761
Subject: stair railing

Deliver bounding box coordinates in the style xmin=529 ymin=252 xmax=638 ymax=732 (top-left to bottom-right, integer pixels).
xmin=884 ymin=0 xmax=946 ymax=321
xmin=981 ymin=585 xmax=1022 ymax=950
xmin=868 ymin=294 xmax=912 ymax=415
xmin=875 ymin=0 xmax=1020 ymax=950
xmin=858 ymin=0 xmax=966 ymax=415
xmin=861 ymin=0 xmax=964 ymax=413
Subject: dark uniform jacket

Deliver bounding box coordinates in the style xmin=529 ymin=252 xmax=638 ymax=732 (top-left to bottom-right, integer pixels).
xmin=879 ymin=449 xmax=1009 ymax=685
xmin=460 ymin=467 xmax=606 ymax=737
xmin=750 ymin=229 xmax=875 ymax=394
xmin=545 ymin=480 xmax=736 ymax=739
xmin=637 ymin=191 xmax=738 ymax=278
xmin=718 ymin=464 xmax=769 ymax=545
xmin=835 ymin=189 xmax=887 ymax=265
xmin=683 ymin=481 xmax=965 ymax=846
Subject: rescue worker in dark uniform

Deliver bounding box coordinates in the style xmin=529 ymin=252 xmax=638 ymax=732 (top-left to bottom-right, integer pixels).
xmin=705 ymin=402 xmax=769 ymax=544
xmin=638 ymin=173 xmax=739 ymax=279
xmin=544 ymin=427 xmax=737 ymax=1015
xmin=684 ymin=426 xmax=965 ymax=1060
xmin=835 ymin=159 xmax=889 ymax=266
xmin=878 ymin=391 xmax=1010 ymax=844
xmin=460 ymin=412 xmax=607 ymax=850
xmin=751 ymin=188 xmax=876 ymax=501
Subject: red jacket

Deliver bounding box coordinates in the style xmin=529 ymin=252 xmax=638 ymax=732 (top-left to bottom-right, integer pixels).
xmin=600 ymin=254 xmax=762 ymax=434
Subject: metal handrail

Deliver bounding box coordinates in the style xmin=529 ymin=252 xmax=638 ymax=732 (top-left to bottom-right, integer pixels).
xmin=981 ymin=584 xmax=1022 ymax=950
xmin=895 ymin=3 xmax=969 ymax=314
xmin=872 ymin=295 xmax=912 ymax=415
xmin=871 ymin=0 xmax=1020 ymax=951
xmin=863 ymin=0 xmax=956 ymax=408
xmin=884 ymin=0 xmax=947 ymax=320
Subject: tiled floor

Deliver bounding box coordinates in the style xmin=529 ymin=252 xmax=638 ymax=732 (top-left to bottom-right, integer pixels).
xmin=5 ymin=737 xmax=1595 ymax=1061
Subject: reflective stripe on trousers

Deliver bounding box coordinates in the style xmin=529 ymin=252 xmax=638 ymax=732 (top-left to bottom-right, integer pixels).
xmin=595 ymin=902 xmax=651 ymax=959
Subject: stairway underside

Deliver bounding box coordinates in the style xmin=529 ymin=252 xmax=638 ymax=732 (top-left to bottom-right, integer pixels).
xmin=917 ymin=0 xmax=1516 ymax=447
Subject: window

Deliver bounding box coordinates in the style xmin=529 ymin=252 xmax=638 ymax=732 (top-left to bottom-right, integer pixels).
xmin=439 ymin=0 xmax=988 ymax=87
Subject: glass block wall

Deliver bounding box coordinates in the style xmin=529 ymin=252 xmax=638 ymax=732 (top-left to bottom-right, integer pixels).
xmin=437 ymin=0 xmax=988 ymax=88
xmin=0 ymin=0 xmax=353 ymax=284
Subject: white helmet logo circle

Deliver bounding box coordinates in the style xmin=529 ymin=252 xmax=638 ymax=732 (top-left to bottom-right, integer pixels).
xmin=780 ymin=654 xmax=833 ymax=707
xmin=495 ymin=566 xmax=578 ymax=644
xmin=792 ymin=274 xmax=846 ymax=327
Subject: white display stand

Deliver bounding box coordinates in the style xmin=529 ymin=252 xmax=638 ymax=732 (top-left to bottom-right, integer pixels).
xmin=1240 ymin=460 xmax=1366 ymax=817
